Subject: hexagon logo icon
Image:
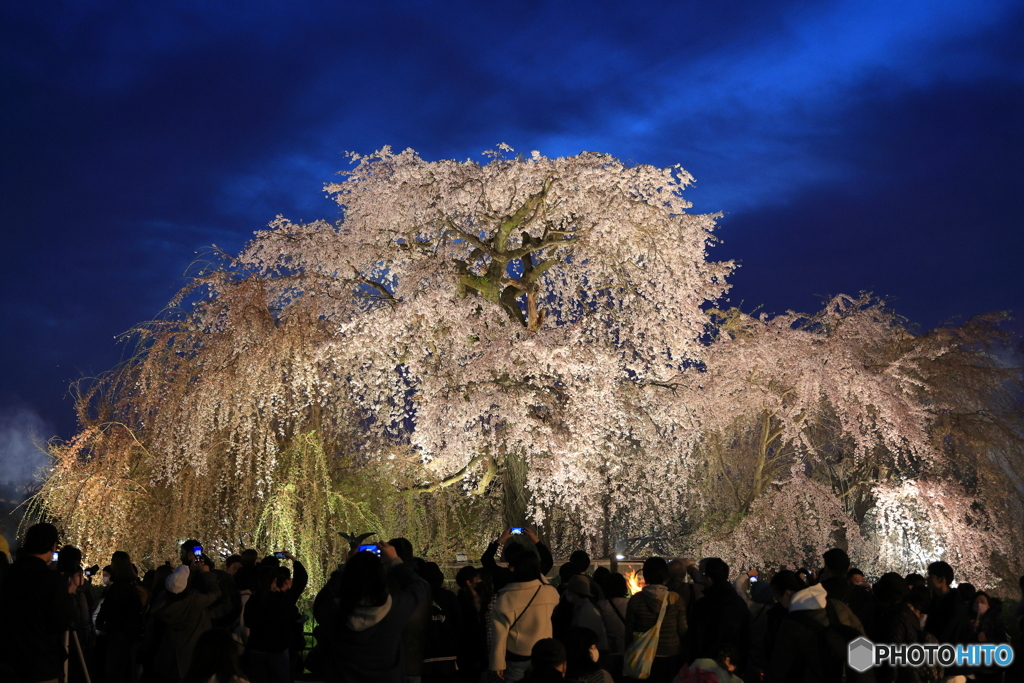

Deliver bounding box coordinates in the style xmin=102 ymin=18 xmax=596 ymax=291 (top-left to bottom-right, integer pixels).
xmin=848 ymin=636 xmax=875 ymax=673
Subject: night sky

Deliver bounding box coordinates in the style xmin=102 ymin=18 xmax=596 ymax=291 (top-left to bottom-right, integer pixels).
xmin=2 ymin=0 xmax=1023 ymax=454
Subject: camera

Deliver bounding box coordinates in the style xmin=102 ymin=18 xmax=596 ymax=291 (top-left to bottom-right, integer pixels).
xmin=357 ymin=543 xmax=381 ymax=556
xmin=84 ymin=564 xmax=100 ymax=577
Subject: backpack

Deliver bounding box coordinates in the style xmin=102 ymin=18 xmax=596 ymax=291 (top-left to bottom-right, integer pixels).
xmin=790 ymin=601 xmax=873 ymax=683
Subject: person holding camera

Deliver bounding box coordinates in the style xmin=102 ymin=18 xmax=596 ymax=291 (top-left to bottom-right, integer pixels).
xmin=0 ymin=522 xmax=75 ymax=683
xmin=489 ymin=550 xmax=559 ymax=682
xmin=313 ymin=540 xmax=430 ymax=683
xmin=243 ymin=551 xmax=307 ymax=683
xmin=482 ymin=527 xmax=554 ymax=592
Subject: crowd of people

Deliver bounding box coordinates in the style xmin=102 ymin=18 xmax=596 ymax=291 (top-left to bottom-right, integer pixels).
xmin=1 ymin=523 xmax=1022 ymax=683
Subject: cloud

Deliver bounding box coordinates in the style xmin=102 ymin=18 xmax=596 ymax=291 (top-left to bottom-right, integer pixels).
xmin=0 ymin=407 xmax=52 ymax=498
xmin=2 ymin=0 xmax=1021 ymax=442
xmin=714 ymin=71 xmax=1024 ymax=328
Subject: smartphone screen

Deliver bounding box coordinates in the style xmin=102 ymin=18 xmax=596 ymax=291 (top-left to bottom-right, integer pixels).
xmin=510 ymin=527 xmax=524 ymax=535
xmin=193 ymin=545 xmax=203 ymax=558
xmin=274 ymin=551 xmax=287 ymax=559
xmin=749 ymin=575 xmax=758 ymax=583
xmin=358 ymin=544 xmax=381 ymax=556
xmin=52 ymin=551 xmax=59 ymax=562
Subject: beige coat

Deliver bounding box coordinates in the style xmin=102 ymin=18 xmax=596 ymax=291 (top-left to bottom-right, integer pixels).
xmin=489 ymin=578 xmax=560 ymax=670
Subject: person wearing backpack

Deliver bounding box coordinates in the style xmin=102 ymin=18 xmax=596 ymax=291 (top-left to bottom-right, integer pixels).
xmin=597 ymin=572 xmax=628 ymax=675
xmin=765 ymin=571 xmax=872 ymax=683
xmin=820 ymin=549 xmax=876 ymax=640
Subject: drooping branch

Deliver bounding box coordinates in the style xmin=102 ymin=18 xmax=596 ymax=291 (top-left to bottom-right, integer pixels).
xmin=410 ymin=452 xmax=495 ymax=494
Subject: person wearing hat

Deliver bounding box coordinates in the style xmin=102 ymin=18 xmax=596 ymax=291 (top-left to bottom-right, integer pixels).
xmin=521 ymin=638 xmax=567 ymax=682
xmin=151 ymin=540 xmax=222 ymax=682
xmin=553 ymin=575 xmax=608 ymax=653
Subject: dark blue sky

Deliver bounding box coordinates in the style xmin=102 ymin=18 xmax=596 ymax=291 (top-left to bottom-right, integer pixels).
xmin=2 ymin=0 xmax=1023 ymax=443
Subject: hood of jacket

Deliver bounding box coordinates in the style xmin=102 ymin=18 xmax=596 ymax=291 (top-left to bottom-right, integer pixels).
xmin=166 ymin=564 xmax=190 ymax=595
xmin=497 ymin=577 xmax=551 ymax=595
xmin=346 ymin=594 xmax=393 ymax=632
xmin=641 ymin=584 xmax=668 ymax=599
xmin=789 ymin=582 xmax=828 ymax=612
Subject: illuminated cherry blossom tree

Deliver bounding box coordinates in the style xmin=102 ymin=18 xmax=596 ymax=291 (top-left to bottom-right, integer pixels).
xmin=31 ymin=146 xmax=1024 ymax=589
xmin=34 ymin=147 xmax=732 ymax=566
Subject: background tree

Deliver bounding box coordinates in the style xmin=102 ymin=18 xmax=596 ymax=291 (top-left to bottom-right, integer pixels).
xmin=674 ymin=297 xmax=1024 ymax=585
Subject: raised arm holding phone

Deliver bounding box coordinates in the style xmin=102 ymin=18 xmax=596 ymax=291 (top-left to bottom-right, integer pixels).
xmin=482 ymin=527 xmax=554 ymax=592
xmin=313 ymin=539 xmax=430 ymax=682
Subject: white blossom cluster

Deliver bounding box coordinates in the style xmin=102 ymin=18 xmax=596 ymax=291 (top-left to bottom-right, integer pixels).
xmin=224 ymin=147 xmax=734 ymax=529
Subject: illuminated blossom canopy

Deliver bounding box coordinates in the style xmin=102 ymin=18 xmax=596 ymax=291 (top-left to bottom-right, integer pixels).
xmin=34 ymin=147 xmax=1024 ymax=590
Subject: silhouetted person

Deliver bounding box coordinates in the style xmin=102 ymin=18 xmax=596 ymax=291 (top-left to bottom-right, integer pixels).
xmin=0 ymin=522 xmax=75 ymax=683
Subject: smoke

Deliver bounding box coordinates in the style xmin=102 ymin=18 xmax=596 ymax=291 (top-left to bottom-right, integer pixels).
xmin=0 ymin=407 xmax=53 ymax=502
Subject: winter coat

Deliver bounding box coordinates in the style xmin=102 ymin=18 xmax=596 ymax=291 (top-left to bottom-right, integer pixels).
xmin=456 ymin=587 xmax=486 ymax=674
xmin=96 ymin=578 xmax=144 ymax=637
xmin=398 ymin=580 xmax=429 ymax=677
xmin=244 ymin=560 xmax=306 ymax=654
xmin=876 ymin=602 xmax=934 ymax=683
xmin=687 ymin=581 xmax=749 ymax=667
xmin=207 ymin=568 xmax=244 ymax=631
xmin=599 ymin=597 xmax=628 ymax=654
xmin=489 ymin=578 xmax=560 ymax=671
xmin=245 ymin=591 xmax=300 ymax=654
xmin=152 ymin=567 xmax=222 ymax=681
xmin=925 ymin=588 xmax=969 ymax=677
xmin=313 ymin=559 xmax=430 ymax=683
xmin=765 ymin=583 xmax=869 ymax=683
xmin=481 ymin=541 xmax=555 ymax=591
xmin=926 ymin=588 xmax=969 ymax=644
xmin=625 ymin=585 xmax=688 ymax=658
xmin=554 ymin=594 xmax=609 ymax=651
xmin=0 ymin=554 xmax=74 ymax=683
xmin=422 ymin=585 xmax=462 ymax=677
xmin=823 ymin=576 xmax=877 ymax=640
